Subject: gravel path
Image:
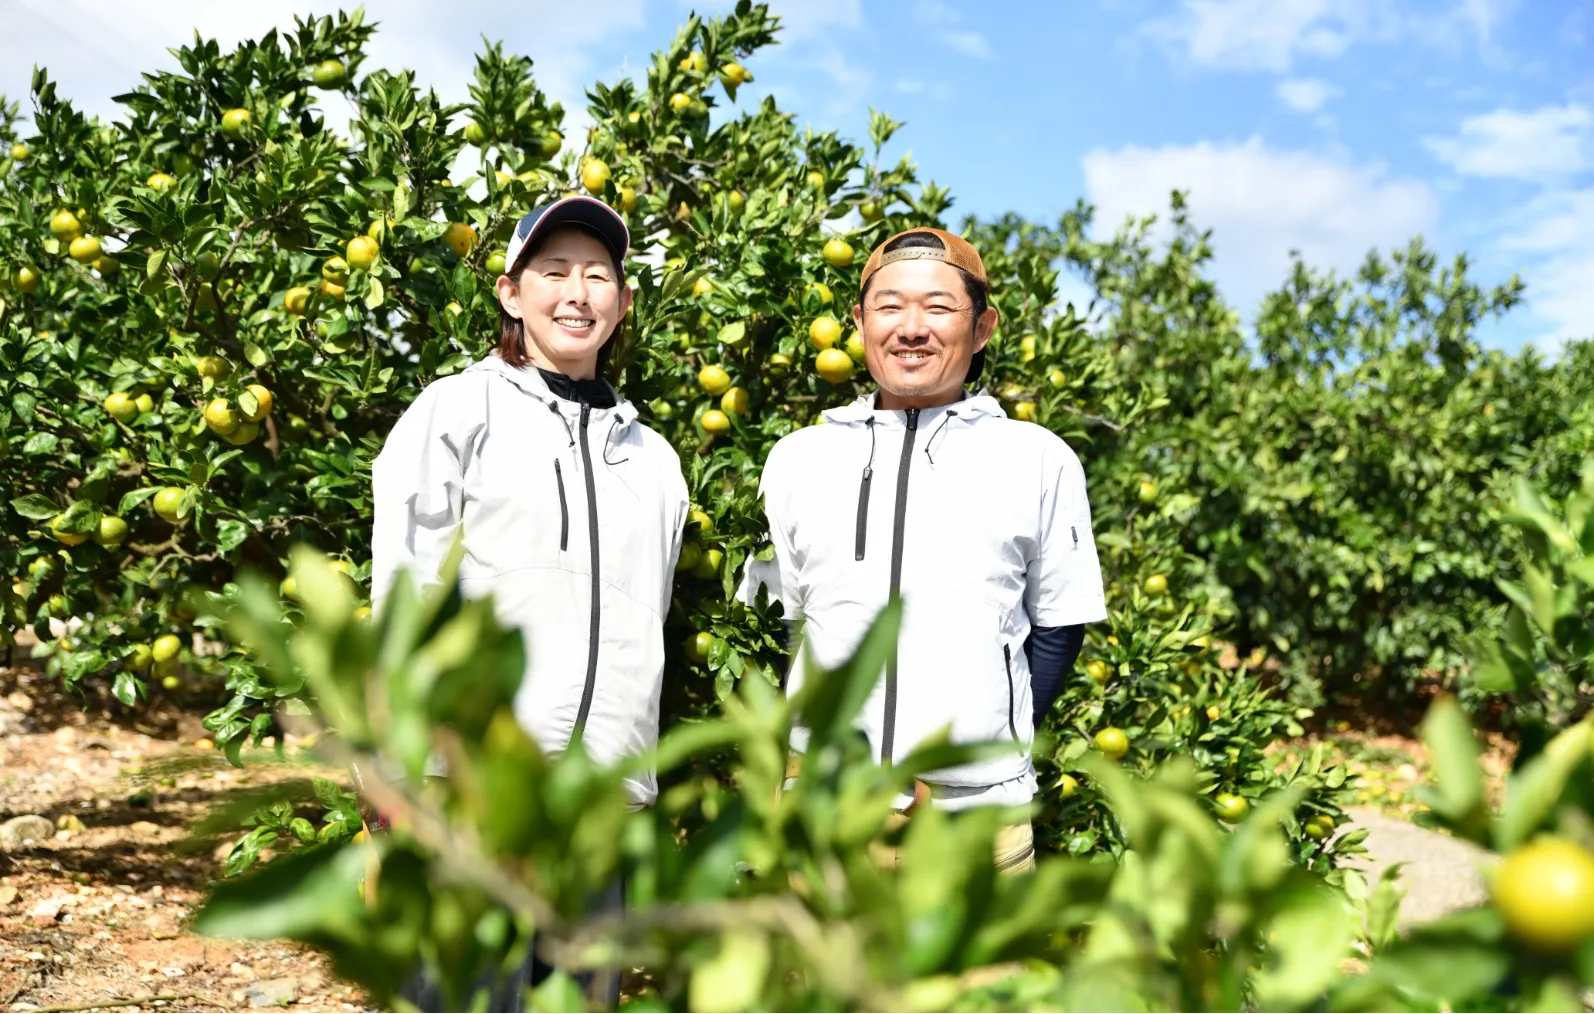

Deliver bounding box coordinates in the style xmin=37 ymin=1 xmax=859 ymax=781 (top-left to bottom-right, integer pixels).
xmin=1341 ymin=805 xmax=1492 ymax=927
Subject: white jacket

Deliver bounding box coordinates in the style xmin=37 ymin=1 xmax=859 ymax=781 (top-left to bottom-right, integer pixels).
xmin=739 ymin=392 xmax=1107 ymax=789
xmin=371 ymin=355 xmax=689 ymax=805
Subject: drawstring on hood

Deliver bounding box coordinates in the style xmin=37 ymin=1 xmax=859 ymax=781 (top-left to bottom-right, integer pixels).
xmin=923 ymin=410 xmax=959 ymax=465
xmin=855 ymin=419 xmax=877 ymax=561
xmin=548 ymin=401 xmax=576 ymax=447
xmin=603 ymin=416 xmax=629 ymax=466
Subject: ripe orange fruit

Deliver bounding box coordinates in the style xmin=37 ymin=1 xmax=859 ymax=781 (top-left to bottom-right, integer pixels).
xmin=346 ymin=235 xmax=379 ymax=271
xmin=699 ymin=409 xmax=731 ymax=435
xmin=1093 ymin=727 xmax=1129 ymax=760
xmin=805 ymin=281 xmax=833 ymax=304
xmin=581 ymin=158 xmax=611 ymax=195
xmin=146 ymin=172 xmax=177 ymax=193
xmin=1013 ymin=401 xmax=1038 ymax=423
xmin=843 ymin=331 xmax=866 ymax=363
xmin=48 ymin=515 xmax=89 ymax=546
xmin=50 ymin=210 xmax=81 ymax=238
xmin=808 ymin=316 xmax=842 ymax=350
xmin=720 ymin=387 xmax=750 ymax=415
xmin=697 ymin=365 xmax=732 ymax=396
xmin=1138 ymin=480 xmax=1158 ymax=503
xmin=1085 ymin=659 xmax=1110 ymax=684
xmin=284 ymin=286 xmax=312 ymax=315
xmin=152 ymin=634 xmax=182 ymax=663
xmin=1144 ymin=573 xmax=1168 ymax=596
xmin=821 ymin=237 xmax=854 ymax=268
xmin=806 ymin=170 xmax=825 ymax=188
xmin=688 ymin=509 xmax=713 ymax=533
xmin=814 ymin=348 xmax=854 ymax=384
xmin=669 ymin=92 xmax=693 ymax=112
xmin=13 ymin=266 xmax=39 ymax=293
xmin=442 ymin=222 xmax=476 ymax=257
xmin=1048 ymin=368 xmax=1067 ymax=389
xmin=69 ymin=236 xmax=102 ymax=264
xmin=1302 ymin=814 xmax=1334 ymax=839
xmin=679 ymin=51 xmax=708 ymax=73
xmin=766 ymin=352 xmax=792 ymax=373
xmin=719 ymin=62 xmax=750 ymax=86
xmin=1492 ymin=837 xmax=1594 ymax=953
xmin=1019 ymin=334 xmax=1036 ymax=362
xmin=693 ymin=276 xmax=714 ymax=298
xmin=1056 ymin=774 xmax=1078 ymax=797
xmin=1214 ymin=793 xmax=1249 ymax=823
xmin=242 ymin=384 xmax=273 ymax=422
xmin=1205 ymin=705 xmax=1221 ymax=721
xmin=693 ymin=547 xmax=724 ymax=580
xmin=204 ymin=398 xmax=238 ymax=435
xmin=223 ymin=421 xmax=260 ymax=445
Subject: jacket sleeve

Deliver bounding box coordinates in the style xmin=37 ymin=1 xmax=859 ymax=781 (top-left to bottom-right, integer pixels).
xmin=663 ymin=451 xmax=690 ymax=618
xmin=370 ymin=383 xmax=481 ymax=613
xmin=1025 ymin=441 xmax=1108 ymax=627
xmin=736 ymin=448 xmax=803 ymax=623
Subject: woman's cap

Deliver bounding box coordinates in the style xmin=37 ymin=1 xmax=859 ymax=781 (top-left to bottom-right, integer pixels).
xmin=504 ymin=195 xmax=630 ymax=277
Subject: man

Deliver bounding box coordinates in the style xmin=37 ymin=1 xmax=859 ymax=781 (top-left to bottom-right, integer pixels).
xmin=739 ymin=227 xmax=1107 ymax=872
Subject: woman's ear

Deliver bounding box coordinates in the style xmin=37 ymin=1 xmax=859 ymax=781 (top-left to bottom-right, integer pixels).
xmin=618 ymin=280 xmax=635 ymax=318
xmin=496 ymin=273 xmax=522 ymax=319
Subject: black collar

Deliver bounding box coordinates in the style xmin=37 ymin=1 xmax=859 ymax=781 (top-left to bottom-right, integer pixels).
xmin=538 ymin=367 xmax=616 ymax=409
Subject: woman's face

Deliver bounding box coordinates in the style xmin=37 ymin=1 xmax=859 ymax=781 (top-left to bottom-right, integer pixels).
xmin=496 ymin=225 xmax=631 ymax=379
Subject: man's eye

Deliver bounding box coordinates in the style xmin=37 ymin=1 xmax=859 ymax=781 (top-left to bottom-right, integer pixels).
xmin=543 ymin=271 xmax=565 ymax=279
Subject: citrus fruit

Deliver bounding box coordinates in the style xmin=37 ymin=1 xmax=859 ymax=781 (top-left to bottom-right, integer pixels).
xmin=485 ymin=251 xmax=507 ymax=274
xmin=160 ymin=674 xmax=181 ymax=691
xmin=688 ymin=509 xmax=713 ymax=533
xmin=821 ymin=237 xmax=854 ymax=268
xmin=808 ymin=316 xmax=843 ymax=350
xmin=679 ymin=50 xmax=708 ymax=73
xmin=346 ymin=234 xmax=380 ymax=270
xmin=1138 ymin=480 xmax=1158 ymax=503
xmin=1093 ymin=727 xmax=1129 ymax=760
xmin=815 ymin=348 xmax=855 ymax=384
xmin=1013 ymin=401 xmax=1038 ymax=423
xmin=352 ymin=605 xmax=372 ymax=621
xmin=684 ymin=631 xmax=717 ymax=665
xmin=196 ymin=355 xmax=230 ymax=380
xmin=860 ymin=199 xmax=883 ymax=222
xmin=443 ymin=222 xmax=476 ymax=257
xmin=699 ymin=409 xmax=731 ymax=435
xmin=693 ymin=547 xmax=724 ymax=580
xmin=284 ymin=286 xmax=312 ymax=315
xmin=693 ymin=276 xmax=714 ymax=298
xmin=220 ymin=108 xmax=251 ymax=137
xmin=1302 ymin=814 xmax=1334 ymax=839
xmin=94 ymin=515 xmax=128 ymax=548
xmin=311 ymin=59 xmax=347 ymax=88
xmin=95 ymin=256 xmax=120 ymax=276
xmin=204 ymin=398 xmax=238 ymax=435
xmin=1214 ymin=793 xmax=1249 ymax=822
xmin=719 ymin=62 xmax=750 ymax=85
xmin=1057 ymin=774 xmax=1078 ymax=797
xmin=463 ymin=120 xmax=488 ymax=145
xmin=280 ymin=575 xmax=298 ymax=600
xmin=1206 ymin=705 xmax=1221 ymax=721
xmin=13 ymin=266 xmax=39 ymax=293
xmin=1085 ymin=659 xmax=1111 ymax=684
xmin=720 ymin=387 xmax=750 ymax=415
xmin=697 ymin=365 xmax=731 ymax=396
xmin=242 ymin=384 xmax=273 ymax=421
xmin=805 ymin=281 xmax=833 ymax=304
xmin=676 ymin=542 xmax=703 ymax=573
xmin=844 ymin=331 xmax=866 ymax=363
xmin=1144 ymin=573 xmax=1168 ymax=596
xmin=1019 ymin=334 xmax=1036 ymax=362
xmin=540 ymin=130 xmax=562 ymax=158
xmin=617 ymin=186 xmax=636 ymax=212
xmin=766 ymin=352 xmax=792 ymax=372
xmin=152 ymin=634 xmax=182 ymax=663
xmin=125 ymin=643 xmax=152 ymax=673
xmin=1492 ymin=838 xmax=1594 ymax=953
xmin=152 ymin=487 xmax=185 ymax=524
xmin=669 ymin=92 xmax=693 ymax=112
xmin=806 ymin=170 xmax=825 ymax=188
xmin=223 ymin=421 xmax=260 ymax=445
xmin=194 ymin=251 xmax=221 ymax=280
xmin=10 ymin=142 xmax=28 ymax=160
xmin=48 ymin=515 xmax=89 ymax=546
xmin=69 ymin=236 xmax=102 ymax=264
xmin=727 ymin=190 xmax=745 ymax=213
xmin=50 ymin=210 xmax=81 ymax=238
xmin=320 ymin=279 xmax=346 ymax=300
xmin=104 ymin=392 xmax=139 ymax=423
xmin=581 ymin=157 xmax=611 ymax=195
xmin=146 ymin=172 xmax=177 ymax=192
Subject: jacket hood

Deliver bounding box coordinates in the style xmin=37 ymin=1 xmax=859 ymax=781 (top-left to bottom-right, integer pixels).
xmin=822 ymin=388 xmax=1006 ymax=427
xmin=466 ymin=354 xmax=638 ymax=427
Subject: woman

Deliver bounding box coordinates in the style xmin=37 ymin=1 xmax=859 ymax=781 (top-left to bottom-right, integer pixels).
xmin=369 ymin=195 xmax=689 ymax=1009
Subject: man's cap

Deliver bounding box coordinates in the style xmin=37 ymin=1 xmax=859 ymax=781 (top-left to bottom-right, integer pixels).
xmin=859 ymin=226 xmax=987 ymax=290
xmin=859 ymin=227 xmax=991 ymax=385
xmin=503 ymin=195 xmax=630 ymax=278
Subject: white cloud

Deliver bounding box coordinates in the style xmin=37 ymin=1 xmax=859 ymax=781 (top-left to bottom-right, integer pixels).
xmin=1276 ymin=77 xmax=1340 ymax=112
xmin=1499 ymin=187 xmax=1594 ymax=347
xmin=1144 ymin=0 xmax=1512 ymax=72
xmin=1424 ymin=104 xmax=1593 ymax=181
xmin=939 ymin=30 xmax=991 ymax=59
xmin=914 ymin=0 xmax=960 ymax=25
xmin=1081 ymin=137 xmax=1438 ymax=312
xmin=761 ymin=0 xmax=862 ymax=42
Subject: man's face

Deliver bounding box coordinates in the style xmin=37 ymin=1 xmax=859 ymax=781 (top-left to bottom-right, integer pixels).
xmin=853 ymin=258 xmax=998 ymax=408
xmin=495 ymin=225 xmax=631 ymax=379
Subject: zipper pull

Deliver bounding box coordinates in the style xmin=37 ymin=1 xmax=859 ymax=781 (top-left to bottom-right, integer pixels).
xmin=905 ymin=407 xmax=919 ymax=430
xmin=1071 ymin=525 xmax=1079 ymax=549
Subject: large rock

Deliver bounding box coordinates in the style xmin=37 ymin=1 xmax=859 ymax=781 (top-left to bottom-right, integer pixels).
xmin=1340 ymin=807 xmax=1491 ymax=928
xmin=245 ymin=977 xmax=300 ymax=1008
xmin=0 ymin=814 xmax=56 ymax=850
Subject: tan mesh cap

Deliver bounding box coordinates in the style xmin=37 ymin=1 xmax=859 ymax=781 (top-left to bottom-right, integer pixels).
xmin=859 ymin=227 xmax=987 ymax=288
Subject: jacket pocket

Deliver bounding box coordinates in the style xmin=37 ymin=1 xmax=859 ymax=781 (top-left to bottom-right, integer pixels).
xmin=553 ymin=459 xmax=569 ymax=551
xmin=1003 ymin=644 xmax=1019 ymax=743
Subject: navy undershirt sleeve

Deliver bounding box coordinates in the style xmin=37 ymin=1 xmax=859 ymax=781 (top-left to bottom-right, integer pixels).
xmin=1025 ymin=624 xmax=1086 ymax=728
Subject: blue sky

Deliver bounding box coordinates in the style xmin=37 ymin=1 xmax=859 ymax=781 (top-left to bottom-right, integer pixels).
xmin=5 ymin=0 xmax=1590 ymax=351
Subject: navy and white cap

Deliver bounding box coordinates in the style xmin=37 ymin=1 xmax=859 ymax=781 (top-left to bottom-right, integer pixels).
xmin=503 ymin=195 xmax=630 ymax=278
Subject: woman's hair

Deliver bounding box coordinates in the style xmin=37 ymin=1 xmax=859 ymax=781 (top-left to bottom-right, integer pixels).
xmin=497 ymin=223 xmax=627 ymax=378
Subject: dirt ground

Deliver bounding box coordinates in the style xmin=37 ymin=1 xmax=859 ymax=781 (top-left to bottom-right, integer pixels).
xmin=0 ymin=663 xmax=370 ymax=1013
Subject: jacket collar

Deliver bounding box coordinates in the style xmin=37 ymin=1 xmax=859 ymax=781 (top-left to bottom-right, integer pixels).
xmin=467 ymin=354 xmax=637 ymax=428
xmin=821 ymin=388 xmax=1006 ymax=427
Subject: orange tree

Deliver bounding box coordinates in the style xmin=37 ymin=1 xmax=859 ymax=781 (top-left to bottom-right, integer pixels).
xmin=9 ymin=1 xmax=1588 ymax=860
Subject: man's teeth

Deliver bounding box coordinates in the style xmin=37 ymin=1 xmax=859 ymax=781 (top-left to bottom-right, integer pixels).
xmin=895 ymin=351 xmax=928 ymax=359
xmin=555 ymin=317 xmax=595 ymax=327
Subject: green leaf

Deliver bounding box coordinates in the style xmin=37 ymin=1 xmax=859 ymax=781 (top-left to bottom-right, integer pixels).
xmin=243 ymin=341 xmax=269 ymax=368
xmin=194 ymin=841 xmax=369 ymax=940
xmin=112 ymin=671 xmax=142 ymax=707
xmin=1494 ymin=720 xmax=1593 ymax=851
xmin=716 ymin=320 xmax=745 ymax=347
xmin=364 ymin=276 xmax=384 ymax=309
xmin=10 ymin=493 xmax=60 ymax=520
xmin=1416 ymin=696 xmax=1488 ymax=842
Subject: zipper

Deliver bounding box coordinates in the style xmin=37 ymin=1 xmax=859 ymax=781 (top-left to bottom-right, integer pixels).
xmin=553 ymin=460 xmax=569 ymax=551
xmin=572 ymin=403 xmax=602 ymax=739
xmin=1003 ymin=644 xmax=1019 ymax=743
xmin=879 ymin=407 xmax=919 ymax=766
xmin=854 ymin=467 xmax=872 ymax=560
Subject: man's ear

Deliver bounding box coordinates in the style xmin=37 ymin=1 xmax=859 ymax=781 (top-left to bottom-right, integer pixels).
xmin=973 ymin=305 xmax=999 ymax=352
xmin=852 ymin=303 xmax=864 ymax=332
